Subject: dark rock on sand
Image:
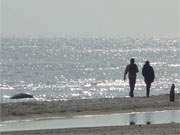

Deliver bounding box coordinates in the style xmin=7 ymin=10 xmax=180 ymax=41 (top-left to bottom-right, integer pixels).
xmin=10 ymin=93 xmax=33 ymax=99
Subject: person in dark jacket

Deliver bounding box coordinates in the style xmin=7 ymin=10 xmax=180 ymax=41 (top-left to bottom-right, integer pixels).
xmin=142 ymin=61 xmax=155 ymax=97
xmin=170 ymin=84 xmax=175 ymax=102
xmin=124 ymin=58 xmax=139 ymax=97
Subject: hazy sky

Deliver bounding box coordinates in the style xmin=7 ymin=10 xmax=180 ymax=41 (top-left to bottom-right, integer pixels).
xmin=1 ymin=0 xmax=179 ymax=36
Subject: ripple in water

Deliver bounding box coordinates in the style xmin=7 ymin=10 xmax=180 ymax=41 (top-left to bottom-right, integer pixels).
xmin=1 ymin=36 xmax=180 ymax=102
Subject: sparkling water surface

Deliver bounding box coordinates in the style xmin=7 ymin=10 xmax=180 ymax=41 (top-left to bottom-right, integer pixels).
xmin=1 ymin=36 xmax=180 ymax=102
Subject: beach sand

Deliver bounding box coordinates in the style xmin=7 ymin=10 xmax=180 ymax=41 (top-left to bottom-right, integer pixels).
xmin=0 ymin=94 xmax=180 ymax=135
xmin=1 ymin=94 xmax=180 ymax=121
xmin=1 ymin=123 xmax=180 ymax=135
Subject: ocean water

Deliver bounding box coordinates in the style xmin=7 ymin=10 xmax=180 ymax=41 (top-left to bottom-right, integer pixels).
xmin=0 ymin=36 xmax=180 ymax=102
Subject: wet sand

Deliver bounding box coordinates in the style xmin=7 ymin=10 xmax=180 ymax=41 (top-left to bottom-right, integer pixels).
xmin=1 ymin=123 xmax=180 ymax=135
xmin=1 ymin=94 xmax=180 ymax=121
xmin=1 ymin=94 xmax=180 ymax=135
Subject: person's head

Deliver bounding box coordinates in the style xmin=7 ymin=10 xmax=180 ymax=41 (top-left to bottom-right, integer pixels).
xmin=171 ymin=84 xmax=175 ymax=89
xmin=145 ymin=61 xmax=150 ymax=65
xmin=130 ymin=58 xmax=135 ymax=64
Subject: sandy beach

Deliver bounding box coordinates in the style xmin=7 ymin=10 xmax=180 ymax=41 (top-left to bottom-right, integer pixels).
xmin=1 ymin=94 xmax=180 ymax=135
xmin=1 ymin=123 xmax=180 ymax=135
xmin=1 ymin=94 xmax=180 ymax=121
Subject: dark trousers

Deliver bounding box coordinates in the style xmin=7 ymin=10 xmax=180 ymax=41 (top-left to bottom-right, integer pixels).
xmin=129 ymin=78 xmax=136 ymax=97
xmin=146 ymin=82 xmax=151 ymax=97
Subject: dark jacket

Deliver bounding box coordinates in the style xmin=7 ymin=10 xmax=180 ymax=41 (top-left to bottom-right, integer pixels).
xmin=142 ymin=65 xmax=155 ymax=83
xmin=125 ymin=64 xmax=139 ymax=79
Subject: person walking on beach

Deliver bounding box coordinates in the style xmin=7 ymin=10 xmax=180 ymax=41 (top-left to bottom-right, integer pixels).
xmin=124 ymin=58 xmax=139 ymax=97
xmin=142 ymin=61 xmax=155 ymax=97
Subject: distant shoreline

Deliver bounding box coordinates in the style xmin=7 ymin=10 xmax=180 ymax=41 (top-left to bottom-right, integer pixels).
xmin=1 ymin=94 xmax=180 ymax=121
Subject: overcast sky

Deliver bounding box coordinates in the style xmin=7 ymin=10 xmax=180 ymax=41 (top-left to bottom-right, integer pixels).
xmin=1 ymin=0 xmax=179 ymax=36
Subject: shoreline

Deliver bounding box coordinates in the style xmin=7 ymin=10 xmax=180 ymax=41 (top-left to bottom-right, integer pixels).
xmin=1 ymin=94 xmax=180 ymax=121
xmin=1 ymin=123 xmax=180 ymax=135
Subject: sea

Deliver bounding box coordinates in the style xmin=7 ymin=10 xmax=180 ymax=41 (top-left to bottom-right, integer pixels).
xmin=1 ymin=35 xmax=180 ymax=102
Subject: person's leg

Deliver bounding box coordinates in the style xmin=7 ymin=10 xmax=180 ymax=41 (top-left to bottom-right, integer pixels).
xmin=129 ymin=80 xmax=132 ymax=97
xmin=129 ymin=78 xmax=135 ymax=97
xmin=146 ymin=83 xmax=151 ymax=97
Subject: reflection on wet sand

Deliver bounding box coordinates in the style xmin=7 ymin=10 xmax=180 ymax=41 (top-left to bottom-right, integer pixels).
xmin=0 ymin=110 xmax=180 ymax=132
xmin=129 ymin=113 xmax=137 ymax=125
